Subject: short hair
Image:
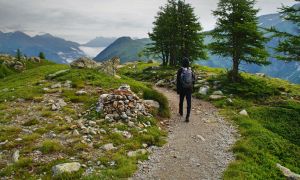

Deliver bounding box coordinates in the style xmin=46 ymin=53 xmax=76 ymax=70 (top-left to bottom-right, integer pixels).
xmin=182 ymin=57 xmax=190 ymax=67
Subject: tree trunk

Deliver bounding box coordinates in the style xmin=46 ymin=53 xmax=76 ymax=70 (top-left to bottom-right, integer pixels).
xmin=231 ymin=57 xmax=240 ymax=82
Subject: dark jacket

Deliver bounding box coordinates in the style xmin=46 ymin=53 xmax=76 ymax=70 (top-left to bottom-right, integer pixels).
xmin=176 ymin=67 xmax=196 ymax=94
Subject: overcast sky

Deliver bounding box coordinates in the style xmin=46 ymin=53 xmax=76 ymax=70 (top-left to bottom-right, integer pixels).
xmin=0 ymin=0 xmax=297 ymax=43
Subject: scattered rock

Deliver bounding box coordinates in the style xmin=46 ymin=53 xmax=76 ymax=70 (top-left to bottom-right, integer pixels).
xmin=122 ymin=131 xmax=132 ymax=139
xmin=12 ymin=150 xmax=20 ymax=163
xmin=276 ymin=163 xmax=300 ymax=180
xmin=196 ymin=135 xmax=206 ymax=142
xmin=73 ymin=129 xmax=80 ymax=136
xmin=155 ymin=80 xmax=165 ymax=87
xmin=209 ymin=95 xmax=225 ymax=100
xmin=199 ymin=86 xmax=210 ymax=95
xmin=76 ymin=90 xmax=87 ymax=96
xmin=226 ymin=98 xmax=233 ymax=104
xmin=64 ymin=80 xmax=72 ymax=88
xmin=239 ymin=109 xmax=248 ymax=116
xmin=143 ymin=100 xmax=160 ymax=109
xmin=0 ymin=140 xmax=8 ymax=146
xmin=46 ymin=69 xmax=70 ymax=80
xmin=52 ymin=162 xmax=81 ymax=176
xmin=51 ymin=99 xmax=67 ymax=111
xmin=127 ymin=149 xmax=147 ymax=157
xmin=65 ymin=116 xmax=73 ymax=123
xmin=51 ymin=83 xmax=62 ymax=89
xmin=118 ymin=84 xmax=131 ymax=91
xmin=212 ymin=91 xmax=223 ymax=96
xmin=255 ymin=73 xmax=266 ymax=77
xmin=102 ymin=143 xmax=116 ymax=151
xmin=29 ymin=57 xmax=41 ymax=63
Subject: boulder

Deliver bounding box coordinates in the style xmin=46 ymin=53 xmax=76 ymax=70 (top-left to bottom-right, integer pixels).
xmin=52 ymin=162 xmax=81 ymax=176
xmin=199 ymin=86 xmax=210 ymax=95
xmin=76 ymin=90 xmax=87 ymax=96
xmin=127 ymin=149 xmax=147 ymax=157
xmin=239 ymin=109 xmax=248 ymax=116
xmin=29 ymin=57 xmax=41 ymax=63
xmin=212 ymin=91 xmax=223 ymax=96
xmin=102 ymin=143 xmax=116 ymax=151
xmin=227 ymin=98 xmax=233 ymax=104
xmin=143 ymin=100 xmax=160 ymax=109
xmin=70 ymin=57 xmax=99 ymax=69
xmin=12 ymin=150 xmax=20 ymax=163
xmin=255 ymin=73 xmax=266 ymax=77
xmin=276 ymin=163 xmax=300 ymax=180
xmin=209 ymin=95 xmax=225 ymax=100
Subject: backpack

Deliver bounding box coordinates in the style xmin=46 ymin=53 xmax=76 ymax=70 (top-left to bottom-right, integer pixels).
xmin=180 ymin=67 xmax=193 ymax=89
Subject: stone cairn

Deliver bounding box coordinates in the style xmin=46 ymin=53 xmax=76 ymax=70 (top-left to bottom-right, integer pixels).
xmin=96 ymin=85 xmax=153 ymax=122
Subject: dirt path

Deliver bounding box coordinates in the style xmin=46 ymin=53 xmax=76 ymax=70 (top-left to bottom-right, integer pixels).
xmin=132 ymin=87 xmax=238 ymax=180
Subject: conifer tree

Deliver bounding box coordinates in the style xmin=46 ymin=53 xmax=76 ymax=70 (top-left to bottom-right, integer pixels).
xmin=209 ymin=0 xmax=269 ymax=82
xmin=270 ymin=2 xmax=300 ymax=61
xmin=39 ymin=52 xmax=46 ymax=59
xmin=16 ymin=49 xmax=22 ymax=61
xmin=147 ymin=0 xmax=207 ymax=66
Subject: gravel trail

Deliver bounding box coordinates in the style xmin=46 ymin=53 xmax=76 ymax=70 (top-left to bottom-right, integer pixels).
xmin=132 ymin=87 xmax=238 ymax=180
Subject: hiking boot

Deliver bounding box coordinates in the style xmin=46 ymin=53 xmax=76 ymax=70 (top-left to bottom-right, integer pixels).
xmin=179 ymin=111 xmax=183 ymax=116
xmin=185 ymin=118 xmax=190 ymax=123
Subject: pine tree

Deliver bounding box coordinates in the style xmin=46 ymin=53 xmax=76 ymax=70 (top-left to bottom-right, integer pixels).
xmin=16 ymin=49 xmax=22 ymax=61
xmin=270 ymin=2 xmax=299 ymax=61
xmin=209 ymin=0 xmax=269 ymax=82
xmin=39 ymin=52 xmax=46 ymax=59
xmin=147 ymin=0 xmax=207 ymax=66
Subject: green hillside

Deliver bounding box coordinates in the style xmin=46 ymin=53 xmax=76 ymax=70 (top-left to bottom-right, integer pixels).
xmin=120 ymin=62 xmax=300 ymax=179
xmin=93 ymin=37 xmax=152 ymax=63
xmin=0 ymin=59 xmax=169 ymax=179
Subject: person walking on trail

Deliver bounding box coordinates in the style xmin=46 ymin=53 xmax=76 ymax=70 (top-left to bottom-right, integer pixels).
xmin=176 ymin=57 xmax=196 ymax=122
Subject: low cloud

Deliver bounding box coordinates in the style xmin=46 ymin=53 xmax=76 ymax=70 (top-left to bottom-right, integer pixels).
xmin=0 ymin=0 xmax=296 ymax=43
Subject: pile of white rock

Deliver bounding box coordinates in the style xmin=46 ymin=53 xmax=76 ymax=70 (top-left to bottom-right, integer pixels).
xmin=96 ymin=85 xmax=158 ymax=122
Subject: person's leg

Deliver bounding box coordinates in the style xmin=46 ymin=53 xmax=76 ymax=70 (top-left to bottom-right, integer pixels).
xmin=185 ymin=92 xmax=192 ymax=122
xmin=179 ymin=93 xmax=185 ymax=116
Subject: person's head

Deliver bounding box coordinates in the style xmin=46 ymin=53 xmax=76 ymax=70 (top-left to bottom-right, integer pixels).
xmin=182 ymin=57 xmax=190 ymax=67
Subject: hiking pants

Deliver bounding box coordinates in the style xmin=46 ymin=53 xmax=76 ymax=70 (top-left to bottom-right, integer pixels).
xmin=179 ymin=91 xmax=192 ymax=119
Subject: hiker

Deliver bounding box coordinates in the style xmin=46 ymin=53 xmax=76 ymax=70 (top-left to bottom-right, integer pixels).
xmin=176 ymin=57 xmax=196 ymax=122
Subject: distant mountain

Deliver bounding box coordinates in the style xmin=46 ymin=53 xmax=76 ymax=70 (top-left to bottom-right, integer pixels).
xmin=83 ymin=37 xmax=117 ymax=47
xmin=0 ymin=31 xmax=85 ymax=63
xmin=93 ymin=37 xmax=152 ymax=63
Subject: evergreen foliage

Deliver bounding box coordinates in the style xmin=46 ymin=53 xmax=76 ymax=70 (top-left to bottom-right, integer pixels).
xmin=39 ymin=52 xmax=46 ymax=59
xmin=270 ymin=2 xmax=300 ymax=61
xmin=16 ymin=49 xmax=22 ymax=61
xmin=209 ymin=0 xmax=269 ymax=82
xmin=147 ymin=0 xmax=207 ymax=66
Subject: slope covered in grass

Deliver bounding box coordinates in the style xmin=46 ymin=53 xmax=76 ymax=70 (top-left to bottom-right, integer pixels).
xmin=0 ymin=63 xmax=169 ymax=179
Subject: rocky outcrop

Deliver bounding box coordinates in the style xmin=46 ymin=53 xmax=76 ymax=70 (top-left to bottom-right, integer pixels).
xmin=70 ymin=57 xmax=100 ymax=69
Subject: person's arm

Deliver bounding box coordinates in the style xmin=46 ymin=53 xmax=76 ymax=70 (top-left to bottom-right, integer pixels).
xmin=192 ymin=70 xmax=196 ymax=85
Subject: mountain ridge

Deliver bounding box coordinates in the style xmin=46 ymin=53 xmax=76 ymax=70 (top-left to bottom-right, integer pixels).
xmin=0 ymin=31 xmax=84 ymax=64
